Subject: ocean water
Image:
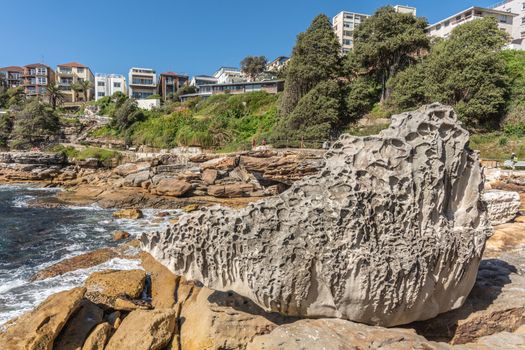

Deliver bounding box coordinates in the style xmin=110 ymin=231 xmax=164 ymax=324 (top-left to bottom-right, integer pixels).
xmin=0 ymin=184 xmax=174 ymax=325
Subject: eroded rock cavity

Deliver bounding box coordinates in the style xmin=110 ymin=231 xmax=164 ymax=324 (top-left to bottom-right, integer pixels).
xmin=141 ymin=103 xmax=492 ymax=327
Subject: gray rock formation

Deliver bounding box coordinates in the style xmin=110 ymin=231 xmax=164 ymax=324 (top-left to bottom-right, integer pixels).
xmin=482 ymin=190 xmax=521 ymax=226
xmin=142 ymin=103 xmax=492 ymax=326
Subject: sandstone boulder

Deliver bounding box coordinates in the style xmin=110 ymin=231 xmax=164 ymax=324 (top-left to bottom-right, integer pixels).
xmin=482 ymin=190 xmax=521 ymax=226
xmin=84 ymin=269 xmax=146 ymax=308
xmin=105 ymin=309 xmax=177 ymax=350
xmin=53 ymin=299 xmax=104 ymax=350
xmin=207 ymin=183 xmax=255 ymax=198
xmin=201 ymin=168 xmax=218 ymax=185
xmin=152 ymin=178 xmax=192 ymax=197
xmin=113 ymin=162 xmax=151 ymax=177
xmin=0 ymin=287 xmax=85 ymax=350
xmin=112 ymin=230 xmax=130 ymax=241
xmin=81 ymin=322 xmax=113 ymax=350
xmin=142 ymin=104 xmax=492 ymax=326
xmin=112 ymin=208 xmax=143 ymax=219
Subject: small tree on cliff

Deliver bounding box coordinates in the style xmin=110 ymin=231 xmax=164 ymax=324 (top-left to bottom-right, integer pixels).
xmin=241 ymin=56 xmax=268 ymax=82
xmin=351 ymin=6 xmax=429 ymax=103
xmin=279 ymin=14 xmax=342 ymax=116
xmin=11 ymin=100 xmax=60 ymax=149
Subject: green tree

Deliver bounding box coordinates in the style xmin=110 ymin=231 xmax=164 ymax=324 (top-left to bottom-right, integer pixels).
xmin=280 ymin=14 xmax=342 ymax=116
xmin=425 ymin=17 xmax=508 ymax=128
xmin=274 ymin=80 xmax=346 ymax=146
xmin=346 ymin=77 xmax=380 ymax=122
xmin=240 ymin=56 xmax=268 ymax=81
xmin=6 ymin=87 xmax=26 ymax=108
xmin=387 ymin=63 xmax=428 ymax=112
xmin=0 ymin=113 xmax=13 ymax=147
xmin=46 ymin=83 xmax=65 ymax=110
xmin=72 ymin=79 xmax=92 ymax=102
xmin=111 ymin=99 xmax=145 ymax=131
xmin=352 ymin=6 xmax=429 ymax=102
xmin=11 ymin=100 xmax=60 ymax=149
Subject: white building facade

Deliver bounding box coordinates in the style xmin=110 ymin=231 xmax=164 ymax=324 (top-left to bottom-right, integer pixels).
xmin=426 ymin=6 xmax=517 ymax=40
xmin=492 ymin=0 xmax=525 ymax=49
xmin=213 ymin=67 xmax=245 ymax=84
xmin=332 ymin=5 xmax=417 ymax=54
xmin=128 ymin=67 xmax=157 ymax=99
xmin=95 ymin=74 xmax=127 ymax=100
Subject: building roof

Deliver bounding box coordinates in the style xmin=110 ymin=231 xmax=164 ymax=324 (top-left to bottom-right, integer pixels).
xmin=57 ymin=62 xmax=87 ymax=68
xmin=161 ymin=71 xmax=188 ymax=77
xmin=428 ymin=6 xmax=518 ymax=29
xmin=0 ymin=66 xmax=24 ymax=72
xmin=24 ymin=63 xmax=51 ymax=68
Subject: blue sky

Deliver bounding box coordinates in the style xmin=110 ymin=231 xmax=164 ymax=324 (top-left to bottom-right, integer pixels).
xmin=1 ymin=0 xmax=499 ymax=76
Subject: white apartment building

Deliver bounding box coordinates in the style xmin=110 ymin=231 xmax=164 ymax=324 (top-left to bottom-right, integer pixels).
xmin=95 ymin=74 xmax=127 ymax=100
xmin=492 ymin=0 xmax=525 ymax=49
xmin=332 ymin=11 xmax=370 ymax=53
xmin=128 ymin=67 xmax=157 ymax=99
xmin=332 ymin=5 xmax=417 ymax=54
xmin=213 ymin=67 xmax=245 ymax=84
xmin=427 ymin=6 xmax=517 ymax=40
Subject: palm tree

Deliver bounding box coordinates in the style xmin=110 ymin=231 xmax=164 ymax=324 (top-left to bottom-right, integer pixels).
xmin=71 ymin=79 xmax=92 ymax=103
xmin=46 ymin=83 xmax=65 ymax=110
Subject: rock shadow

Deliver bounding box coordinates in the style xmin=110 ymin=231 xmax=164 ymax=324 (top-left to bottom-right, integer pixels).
xmin=407 ymin=258 xmax=518 ymax=343
xmin=207 ymin=289 xmax=299 ymax=325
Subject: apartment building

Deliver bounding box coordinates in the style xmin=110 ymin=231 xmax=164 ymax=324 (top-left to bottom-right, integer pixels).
xmin=95 ymin=74 xmax=127 ymax=100
xmin=180 ymin=80 xmax=284 ymax=101
xmin=492 ymin=0 xmax=525 ymax=49
xmin=213 ymin=67 xmax=245 ymax=84
xmin=56 ymin=62 xmax=95 ymax=103
xmin=332 ymin=5 xmax=417 ymax=54
xmin=128 ymin=67 xmax=157 ymax=99
xmin=0 ymin=66 xmax=24 ymax=88
xmin=190 ymin=75 xmax=218 ymax=89
xmin=158 ymin=72 xmax=189 ymax=101
xmin=22 ymin=63 xmax=55 ymax=97
xmin=266 ymin=56 xmax=289 ymax=72
xmin=427 ymin=6 xmax=517 ymax=39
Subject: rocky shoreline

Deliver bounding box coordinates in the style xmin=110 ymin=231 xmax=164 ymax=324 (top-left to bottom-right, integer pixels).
xmin=1 ymin=105 xmax=525 ymax=349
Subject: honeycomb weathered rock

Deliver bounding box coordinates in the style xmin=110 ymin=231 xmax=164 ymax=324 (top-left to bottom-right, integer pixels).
xmin=141 ymin=103 xmax=492 ymax=327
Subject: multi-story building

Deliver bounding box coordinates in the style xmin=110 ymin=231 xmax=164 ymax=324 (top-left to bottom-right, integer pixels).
xmin=332 ymin=5 xmax=417 ymax=54
xmin=0 ymin=66 xmax=24 ymax=88
xmin=332 ymin=11 xmax=370 ymax=53
xmin=158 ymin=72 xmax=189 ymax=101
xmin=190 ymin=75 xmax=218 ymax=89
xmin=492 ymin=0 xmax=525 ymax=49
xmin=180 ymin=80 xmax=284 ymax=101
xmin=128 ymin=67 xmax=157 ymax=99
xmin=22 ymin=63 xmax=55 ymax=98
xmin=266 ymin=56 xmax=289 ymax=72
xmin=213 ymin=67 xmax=245 ymax=84
xmin=95 ymin=74 xmax=127 ymax=100
xmin=56 ymin=62 xmax=95 ymax=103
xmin=427 ymin=6 xmax=517 ymax=40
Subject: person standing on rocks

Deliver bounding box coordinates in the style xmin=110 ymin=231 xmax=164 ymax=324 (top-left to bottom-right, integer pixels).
xmin=511 ymin=152 xmax=518 ymax=173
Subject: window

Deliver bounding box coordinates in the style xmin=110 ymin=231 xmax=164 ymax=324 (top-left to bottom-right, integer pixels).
xmin=444 ymin=20 xmax=450 ymax=26
xmin=344 ymin=30 xmax=353 ymax=37
xmin=77 ymin=68 xmax=84 ymax=73
xmin=499 ymin=15 xmax=508 ymax=23
xmin=522 ymin=17 xmax=525 ymax=24
xmin=436 ymin=24 xmax=441 ymax=30
xmin=36 ymin=67 xmax=47 ymax=75
xmin=98 ymin=92 xmax=105 ymax=97
xmin=37 ymin=77 xmax=47 ymax=85
xmin=97 ymin=81 xmax=105 ymax=86
xmin=343 ymin=39 xmax=353 ymax=46
xmin=113 ymin=82 xmax=121 ymax=88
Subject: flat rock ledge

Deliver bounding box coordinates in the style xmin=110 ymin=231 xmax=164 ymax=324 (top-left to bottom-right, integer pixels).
xmin=141 ymin=104 xmax=492 ymax=327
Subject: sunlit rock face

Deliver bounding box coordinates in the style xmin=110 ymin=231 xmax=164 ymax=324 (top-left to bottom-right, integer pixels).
xmin=142 ymin=103 xmax=492 ymax=327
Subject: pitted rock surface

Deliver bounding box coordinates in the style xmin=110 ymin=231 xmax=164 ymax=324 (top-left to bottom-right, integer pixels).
xmin=141 ymin=104 xmax=492 ymax=327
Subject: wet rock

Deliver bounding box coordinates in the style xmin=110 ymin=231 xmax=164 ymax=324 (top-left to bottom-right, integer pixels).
xmin=112 ymin=230 xmax=130 ymax=241
xmin=0 ymin=287 xmax=85 ymax=350
xmin=105 ymin=309 xmax=177 ymax=350
xmin=483 ymin=190 xmax=521 ymax=226
xmin=84 ymin=269 xmax=146 ymax=309
xmin=142 ymin=104 xmax=492 ymax=326
xmin=81 ymin=322 xmax=112 ymax=350
xmin=112 ymin=208 xmax=143 ymax=219
xmin=53 ymin=299 xmax=104 ymax=350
